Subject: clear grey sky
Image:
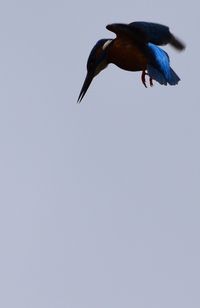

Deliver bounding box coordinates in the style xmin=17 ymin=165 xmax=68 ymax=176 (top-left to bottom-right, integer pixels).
xmin=0 ymin=1 xmax=199 ymax=307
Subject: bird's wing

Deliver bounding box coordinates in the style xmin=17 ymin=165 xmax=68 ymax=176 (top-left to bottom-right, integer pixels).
xmin=146 ymin=43 xmax=180 ymax=85
xmin=106 ymin=22 xmax=185 ymax=50
xmin=106 ymin=23 xmax=146 ymax=45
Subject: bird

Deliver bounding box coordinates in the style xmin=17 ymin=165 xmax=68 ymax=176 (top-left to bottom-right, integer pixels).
xmin=77 ymin=21 xmax=185 ymax=103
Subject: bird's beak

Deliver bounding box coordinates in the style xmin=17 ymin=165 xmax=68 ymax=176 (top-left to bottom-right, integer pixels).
xmin=77 ymin=71 xmax=94 ymax=103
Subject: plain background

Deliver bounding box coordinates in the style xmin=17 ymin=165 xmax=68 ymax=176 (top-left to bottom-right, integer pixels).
xmin=0 ymin=1 xmax=199 ymax=307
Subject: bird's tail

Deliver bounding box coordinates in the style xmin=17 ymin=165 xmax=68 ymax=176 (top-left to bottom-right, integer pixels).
xmin=147 ymin=64 xmax=180 ymax=85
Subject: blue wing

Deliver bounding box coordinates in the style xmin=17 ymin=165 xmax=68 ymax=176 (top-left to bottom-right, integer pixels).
xmin=146 ymin=43 xmax=180 ymax=85
xmin=130 ymin=22 xmax=171 ymax=45
xmin=130 ymin=22 xmax=185 ymax=50
xmin=107 ymin=22 xmax=185 ymax=50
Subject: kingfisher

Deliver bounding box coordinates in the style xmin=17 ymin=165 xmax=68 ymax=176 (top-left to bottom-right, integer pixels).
xmin=77 ymin=21 xmax=185 ymax=103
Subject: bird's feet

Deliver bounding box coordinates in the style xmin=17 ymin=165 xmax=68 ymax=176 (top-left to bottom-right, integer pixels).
xmin=141 ymin=71 xmax=153 ymax=87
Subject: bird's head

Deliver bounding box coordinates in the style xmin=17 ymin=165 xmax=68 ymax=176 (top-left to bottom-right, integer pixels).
xmin=77 ymin=39 xmax=112 ymax=103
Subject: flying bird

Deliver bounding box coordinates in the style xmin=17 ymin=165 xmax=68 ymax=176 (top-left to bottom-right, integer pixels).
xmin=77 ymin=21 xmax=185 ymax=103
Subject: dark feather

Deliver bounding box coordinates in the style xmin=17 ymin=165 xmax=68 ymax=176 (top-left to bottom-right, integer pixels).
xmin=106 ymin=21 xmax=185 ymax=50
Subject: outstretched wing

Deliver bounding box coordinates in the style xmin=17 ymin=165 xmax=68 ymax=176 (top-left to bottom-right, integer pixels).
xmin=106 ymin=21 xmax=185 ymax=50
xmin=106 ymin=23 xmax=147 ymax=45
xmin=130 ymin=22 xmax=185 ymax=50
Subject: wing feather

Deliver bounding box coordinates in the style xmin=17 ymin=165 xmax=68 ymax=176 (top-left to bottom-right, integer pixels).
xmin=106 ymin=21 xmax=185 ymax=50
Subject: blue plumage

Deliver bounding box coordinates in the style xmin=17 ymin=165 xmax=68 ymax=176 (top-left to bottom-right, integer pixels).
xmin=129 ymin=22 xmax=172 ymax=46
xmin=78 ymin=21 xmax=185 ymax=102
xmin=86 ymin=39 xmax=108 ymax=71
xmin=146 ymin=43 xmax=180 ymax=85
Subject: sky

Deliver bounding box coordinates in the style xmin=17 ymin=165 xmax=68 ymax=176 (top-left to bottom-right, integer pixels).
xmin=0 ymin=0 xmax=199 ymax=307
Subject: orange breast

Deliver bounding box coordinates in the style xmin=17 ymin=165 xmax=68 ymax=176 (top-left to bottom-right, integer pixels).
xmin=107 ymin=38 xmax=147 ymax=72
